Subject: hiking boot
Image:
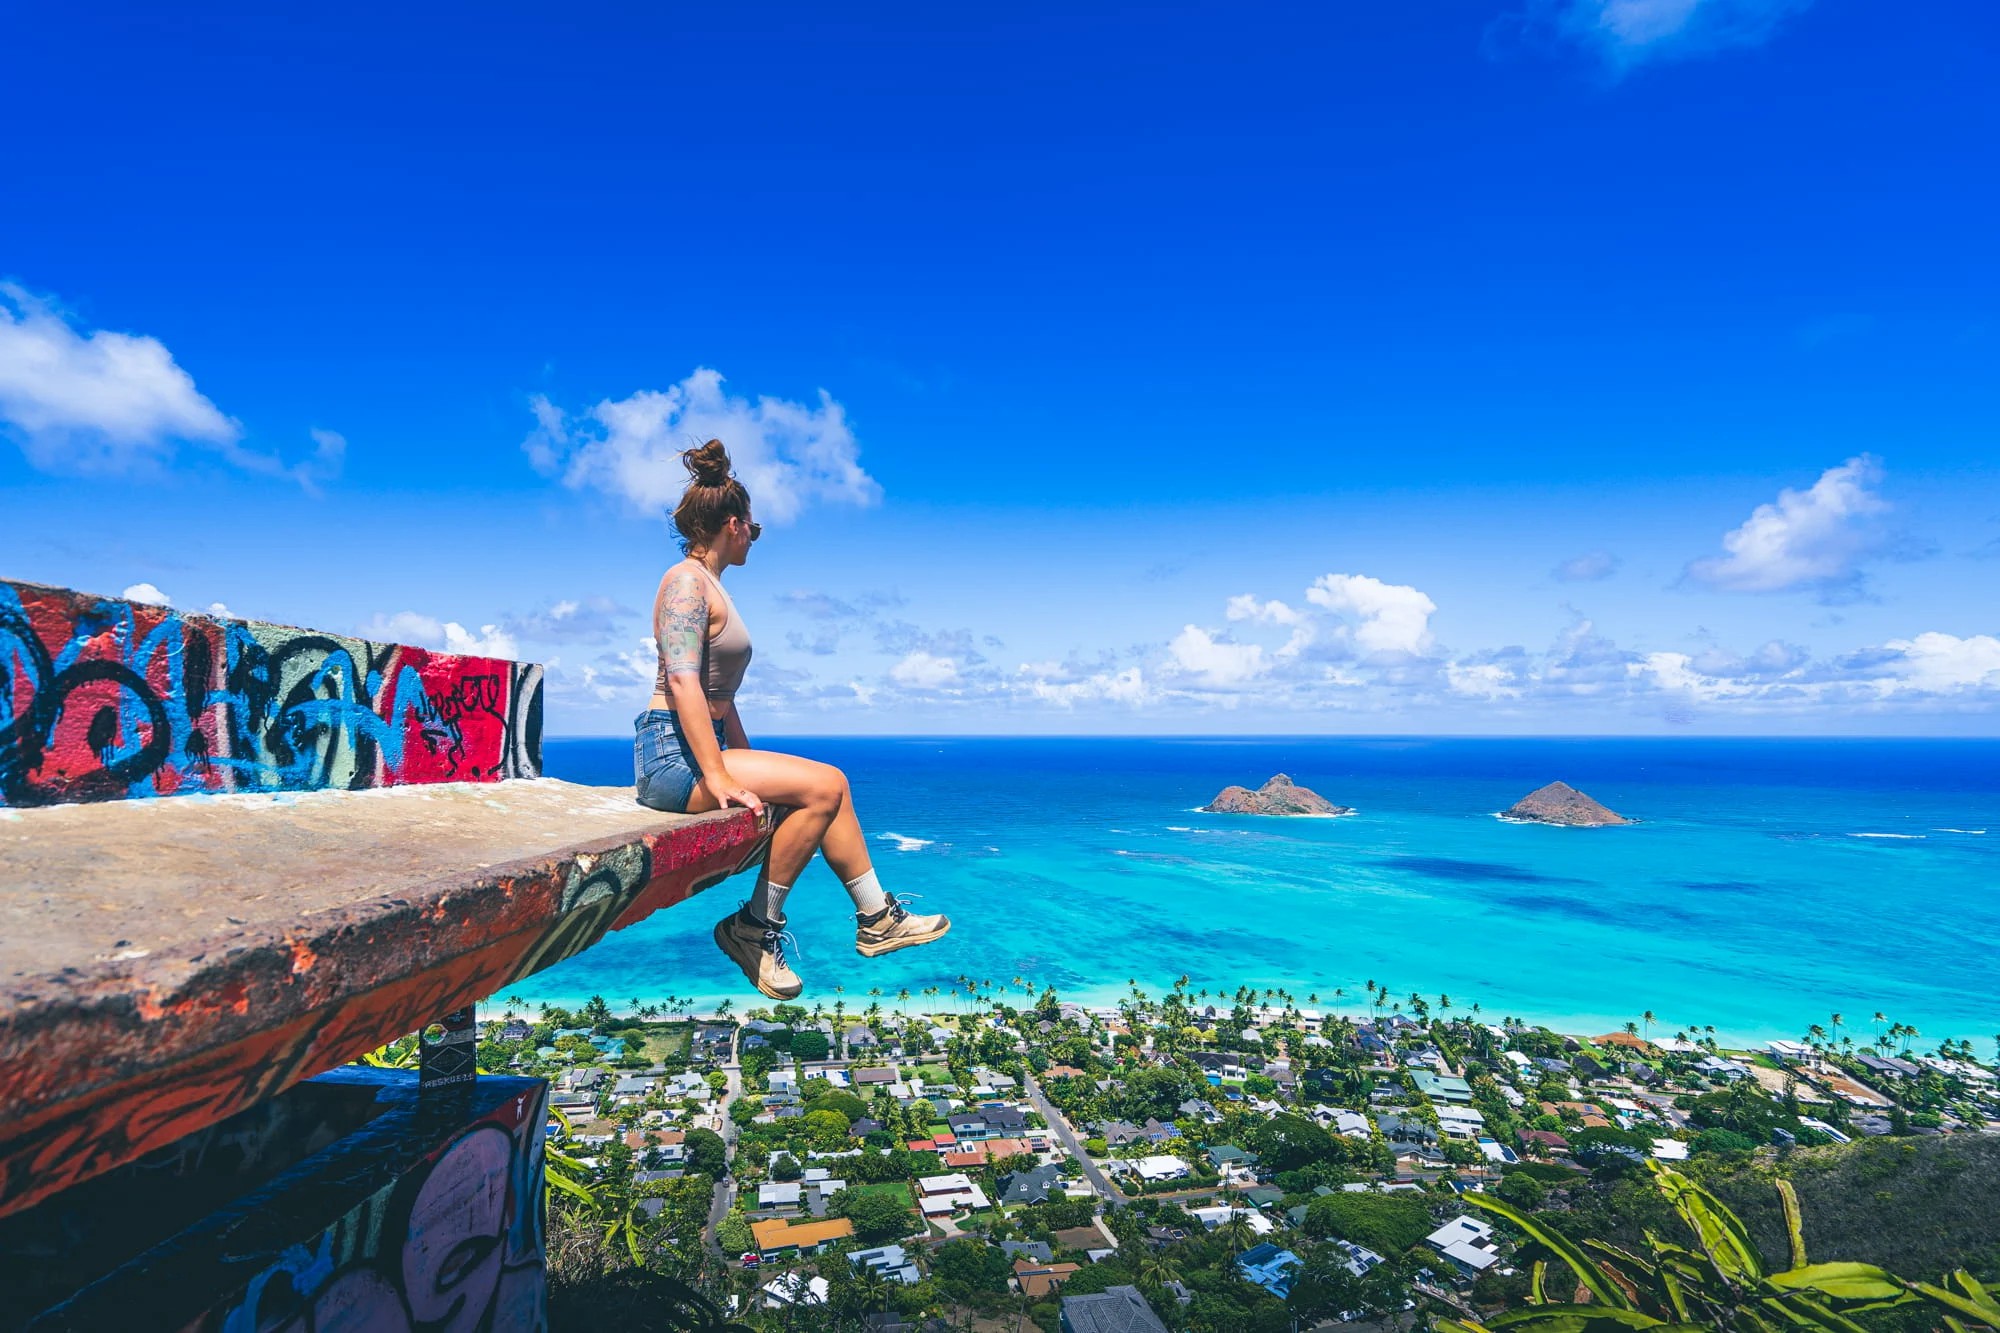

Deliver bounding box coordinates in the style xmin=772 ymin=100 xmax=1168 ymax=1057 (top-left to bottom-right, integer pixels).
xmin=854 ymin=892 xmax=951 ymax=957
xmin=713 ymin=906 xmax=804 ymax=1000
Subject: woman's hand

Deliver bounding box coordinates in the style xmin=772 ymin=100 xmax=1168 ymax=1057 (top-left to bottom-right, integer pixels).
xmin=699 ymin=770 xmax=765 ymax=815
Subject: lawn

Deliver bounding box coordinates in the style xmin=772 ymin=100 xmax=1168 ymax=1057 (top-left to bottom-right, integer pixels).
xmin=615 ymin=1022 xmax=691 ymax=1064
xmin=843 ymin=1181 xmax=914 ymax=1205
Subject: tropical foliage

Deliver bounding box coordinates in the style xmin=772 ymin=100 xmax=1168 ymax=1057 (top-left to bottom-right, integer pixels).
xmin=1439 ymin=1161 xmax=1995 ymax=1333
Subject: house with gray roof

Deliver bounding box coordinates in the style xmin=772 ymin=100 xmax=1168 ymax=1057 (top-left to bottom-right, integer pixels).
xmin=1060 ymin=1285 xmax=1169 ymax=1333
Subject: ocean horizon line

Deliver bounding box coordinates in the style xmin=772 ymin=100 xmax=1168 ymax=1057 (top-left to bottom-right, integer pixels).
xmin=544 ymin=732 xmax=2000 ymax=743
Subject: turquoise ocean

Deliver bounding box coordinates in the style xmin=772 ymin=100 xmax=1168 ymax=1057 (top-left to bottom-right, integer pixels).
xmin=515 ymin=737 xmax=1999 ymax=1047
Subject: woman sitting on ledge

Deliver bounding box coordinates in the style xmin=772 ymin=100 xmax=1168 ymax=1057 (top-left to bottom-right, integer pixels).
xmin=633 ymin=439 xmax=949 ymax=999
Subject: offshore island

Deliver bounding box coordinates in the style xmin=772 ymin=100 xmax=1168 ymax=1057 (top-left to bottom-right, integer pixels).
xmin=1203 ymin=774 xmax=1353 ymax=817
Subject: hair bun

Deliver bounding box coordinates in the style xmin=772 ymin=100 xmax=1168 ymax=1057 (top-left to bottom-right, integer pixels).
xmin=682 ymin=439 xmax=733 ymax=486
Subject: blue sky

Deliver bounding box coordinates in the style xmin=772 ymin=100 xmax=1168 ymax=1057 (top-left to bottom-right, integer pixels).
xmin=3 ymin=1 xmax=1996 ymax=735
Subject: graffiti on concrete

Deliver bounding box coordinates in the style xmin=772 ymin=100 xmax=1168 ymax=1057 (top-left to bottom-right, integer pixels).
xmin=0 ymin=809 xmax=772 ymax=1219
xmin=211 ymin=1087 xmax=548 ymax=1333
xmin=2 ymin=1069 xmax=548 ymax=1332
xmin=0 ymin=579 xmax=543 ymax=808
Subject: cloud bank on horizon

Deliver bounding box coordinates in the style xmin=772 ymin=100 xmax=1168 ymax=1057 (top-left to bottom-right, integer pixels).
xmin=4 ymin=2 xmax=1990 ymax=734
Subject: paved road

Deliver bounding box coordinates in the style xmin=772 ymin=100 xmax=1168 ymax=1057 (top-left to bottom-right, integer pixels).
xmin=1022 ymin=1071 xmax=1127 ymax=1210
xmin=701 ymin=1022 xmax=745 ymax=1257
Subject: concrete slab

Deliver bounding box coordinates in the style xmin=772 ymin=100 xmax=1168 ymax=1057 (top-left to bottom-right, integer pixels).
xmin=0 ymin=778 xmax=773 ymax=1217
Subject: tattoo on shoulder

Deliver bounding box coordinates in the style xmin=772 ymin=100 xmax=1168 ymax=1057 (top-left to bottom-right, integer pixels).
xmin=659 ymin=569 xmax=708 ymax=677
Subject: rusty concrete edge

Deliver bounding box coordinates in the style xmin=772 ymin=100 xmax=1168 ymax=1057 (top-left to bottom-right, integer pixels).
xmin=0 ymin=805 xmax=765 ymax=1126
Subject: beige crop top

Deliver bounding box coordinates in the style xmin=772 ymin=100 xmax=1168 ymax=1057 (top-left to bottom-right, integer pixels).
xmin=653 ymin=563 xmax=753 ymax=702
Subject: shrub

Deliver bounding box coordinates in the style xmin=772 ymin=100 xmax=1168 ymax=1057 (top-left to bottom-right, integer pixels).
xmin=1303 ymin=1191 xmax=1436 ymax=1253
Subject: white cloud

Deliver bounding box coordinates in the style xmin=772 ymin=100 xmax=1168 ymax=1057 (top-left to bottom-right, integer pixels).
xmin=0 ymin=284 xmax=343 ymax=491
xmin=890 ymin=651 xmax=958 ymax=689
xmin=502 ymin=595 xmax=632 ymax=644
xmin=1226 ymin=594 xmax=1315 ymax=658
xmin=1686 ymin=455 xmax=1892 ymax=599
xmin=1525 ymin=0 xmax=1813 ymax=68
xmin=122 ymin=582 xmax=172 ymax=606
xmin=1879 ymin=633 xmax=2000 ymax=694
xmin=359 ymin=611 xmax=519 ymax=660
xmin=525 ymin=367 xmax=880 ymax=524
xmin=1225 ymin=595 xmax=1303 ymax=626
xmin=1167 ymin=625 xmax=1267 ymax=687
xmin=1305 ymin=574 xmax=1438 ymax=656
xmin=1023 ymin=665 xmax=1151 ymax=708
xmin=1446 ymin=661 xmax=1520 ymax=700
xmin=1553 ymin=550 xmax=1619 ymax=582
xmin=0 ymin=284 xmax=239 ymax=474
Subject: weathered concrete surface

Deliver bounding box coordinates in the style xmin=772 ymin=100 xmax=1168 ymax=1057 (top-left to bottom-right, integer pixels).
xmin=0 ymin=778 xmax=772 ymax=1218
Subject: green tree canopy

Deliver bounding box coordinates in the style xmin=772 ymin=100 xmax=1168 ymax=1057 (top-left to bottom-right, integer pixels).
xmin=1303 ymin=1191 xmax=1436 ymax=1254
xmin=683 ymin=1127 xmax=728 ymax=1179
xmin=829 ymin=1187 xmax=918 ymax=1243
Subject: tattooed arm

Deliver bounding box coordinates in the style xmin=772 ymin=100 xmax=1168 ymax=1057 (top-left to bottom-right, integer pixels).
xmin=658 ymin=566 xmax=762 ymax=813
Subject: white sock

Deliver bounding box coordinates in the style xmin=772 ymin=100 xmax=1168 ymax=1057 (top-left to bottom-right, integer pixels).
xmin=750 ymin=876 xmax=793 ymax=925
xmin=844 ymin=868 xmax=889 ymax=918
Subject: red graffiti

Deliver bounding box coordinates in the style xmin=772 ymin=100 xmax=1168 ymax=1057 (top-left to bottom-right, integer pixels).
xmin=0 ymin=579 xmax=544 ymax=808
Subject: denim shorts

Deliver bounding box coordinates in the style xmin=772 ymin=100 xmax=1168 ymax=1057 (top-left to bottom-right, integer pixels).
xmin=634 ymin=709 xmax=727 ymax=812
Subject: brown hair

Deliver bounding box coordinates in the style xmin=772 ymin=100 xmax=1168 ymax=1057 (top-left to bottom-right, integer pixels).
xmin=672 ymin=439 xmax=751 ymax=552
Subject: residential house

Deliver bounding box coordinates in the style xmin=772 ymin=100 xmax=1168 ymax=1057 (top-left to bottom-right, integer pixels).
xmin=1426 ymin=1216 xmax=1503 ymax=1278
xmin=1332 ymin=1238 xmax=1387 ymax=1277
xmin=757 ymin=1181 xmax=803 ymax=1212
xmin=1003 ymin=1241 xmax=1055 ymax=1264
xmin=1375 ymin=1113 xmax=1437 ymax=1146
xmin=854 ymin=1067 xmax=900 ymax=1087
xmin=1129 ymin=1155 xmax=1189 ymax=1183
xmin=1177 ymin=1098 xmax=1222 ymax=1124
xmin=1206 ymin=1144 xmax=1255 ymax=1171
xmin=1095 ymin=1120 xmax=1146 ymax=1148
xmin=1015 ymin=1257 xmax=1083 ymax=1299
xmin=750 ymin=1217 xmax=856 ymax=1259
xmin=982 ymin=1104 xmax=1032 ymax=1135
xmin=1412 ymin=1070 xmax=1475 ymax=1105
xmin=1314 ymin=1107 xmax=1371 ymax=1139
xmin=760 ymin=1273 xmax=829 ymax=1309
xmin=947 ymin=1112 xmax=991 ymax=1141
xmin=1236 ymin=1243 xmax=1302 ymax=1299
xmin=1000 ymin=1163 xmax=1066 ymax=1206
xmin=850 ymin=1244 xmax=922 ymax=1285
xmin=1188 ymin=1205 xmax=1275 ymax=1236
xmin=916 ymin=1172 xmax=990 ymax=1217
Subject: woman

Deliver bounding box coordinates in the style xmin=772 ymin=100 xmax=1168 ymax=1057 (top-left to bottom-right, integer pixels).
xmin=634 ymin=439 xmax=949 ymax=1000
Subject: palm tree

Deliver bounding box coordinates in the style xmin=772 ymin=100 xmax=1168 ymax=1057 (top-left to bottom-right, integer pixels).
xmin=1134 ymin=1249 xmax=1182 ymax=1288
xmin=1641 ymin=1009 xmax=1657 ymax=1041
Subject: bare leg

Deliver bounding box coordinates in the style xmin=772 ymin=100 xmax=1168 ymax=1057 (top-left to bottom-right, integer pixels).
xmin=684 ymin=749 xmax=872 ymax=886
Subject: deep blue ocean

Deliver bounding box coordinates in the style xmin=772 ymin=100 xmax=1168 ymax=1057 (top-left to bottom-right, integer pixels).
xmin=517 ymin=737 xmax=2000 ymax=1046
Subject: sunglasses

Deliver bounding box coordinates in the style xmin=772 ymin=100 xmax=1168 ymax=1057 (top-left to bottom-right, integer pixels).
xmin=738 ymin=517 xmax=762 ymax=541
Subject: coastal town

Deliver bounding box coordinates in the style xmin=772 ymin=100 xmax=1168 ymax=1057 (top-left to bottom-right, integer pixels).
xmin=479 ymin=979 xmax=2000 ymax=1331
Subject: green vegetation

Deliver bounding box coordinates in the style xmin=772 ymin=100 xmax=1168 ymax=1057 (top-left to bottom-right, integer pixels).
xmin=1301 ymin=1190 xmax=1436 ymax=1254
xmin=1446 ymin=1161 xmax=2000 ymax=1333
xmin=828 ymin=1185 xmax=919 ymax=1243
